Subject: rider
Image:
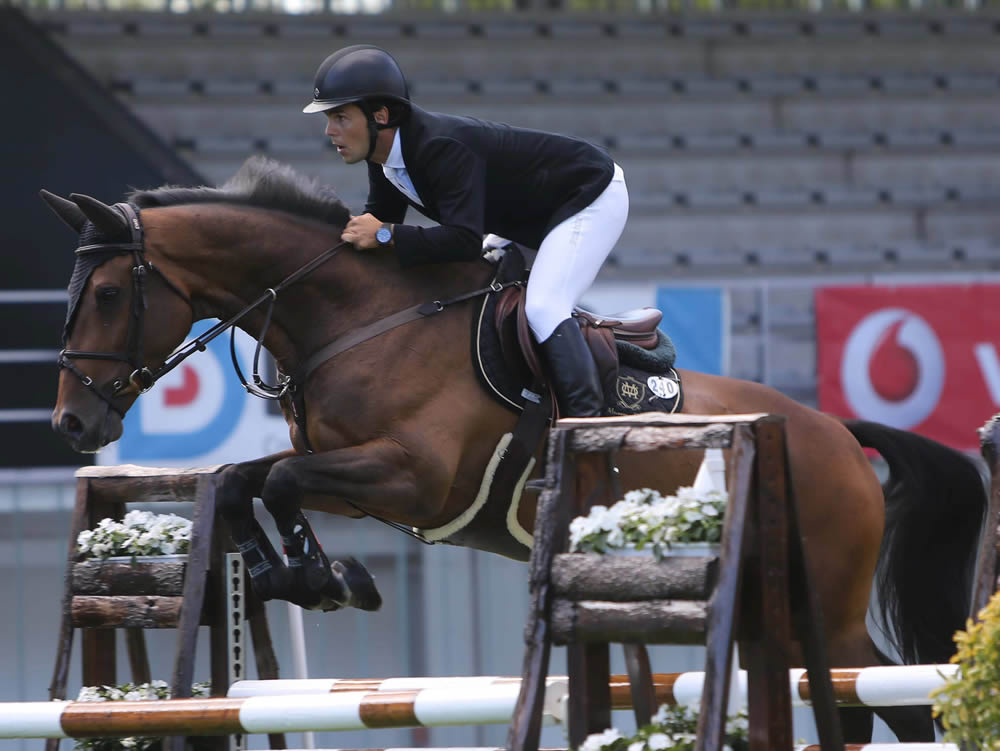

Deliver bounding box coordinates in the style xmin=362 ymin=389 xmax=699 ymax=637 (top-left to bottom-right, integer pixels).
xmin=304 ymin=44 xmax=629 ymax=418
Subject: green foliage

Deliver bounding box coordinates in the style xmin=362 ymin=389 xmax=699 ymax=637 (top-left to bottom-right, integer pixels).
xmin=931 ymin=588 xmax=1000 ymax=749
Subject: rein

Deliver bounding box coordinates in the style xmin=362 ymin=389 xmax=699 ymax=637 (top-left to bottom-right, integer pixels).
xmin=162 ymin=239 xmax=352 ymax=400
xmin=60 ymin=203 xmax=523 ymax=424
xmin=58 ymin=201 xmax=351 ymax=413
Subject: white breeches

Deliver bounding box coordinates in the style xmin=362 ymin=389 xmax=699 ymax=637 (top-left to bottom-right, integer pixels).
xmin=524 ymin=163 xmax=629 ymax=342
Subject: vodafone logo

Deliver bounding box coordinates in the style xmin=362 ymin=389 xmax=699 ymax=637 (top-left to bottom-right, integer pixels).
xmin=841 ymin=308 xmax=945 ymax=429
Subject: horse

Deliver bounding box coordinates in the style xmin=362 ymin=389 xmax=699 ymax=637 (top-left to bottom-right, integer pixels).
xmin=43 ymin=157 xmax=986 ymax=743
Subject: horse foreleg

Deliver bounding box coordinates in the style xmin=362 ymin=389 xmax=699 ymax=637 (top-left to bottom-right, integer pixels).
xmin=217 ymin=452 xmax=296 ymax=603
xmin=259 ymin=495 xmax=368 ymax=613
xmin=258 ymin=438 xmax=451 ymax=612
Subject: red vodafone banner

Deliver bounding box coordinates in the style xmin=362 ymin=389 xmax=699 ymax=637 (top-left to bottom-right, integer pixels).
xmin=817 ymin=284 xmax=1000 ymax=450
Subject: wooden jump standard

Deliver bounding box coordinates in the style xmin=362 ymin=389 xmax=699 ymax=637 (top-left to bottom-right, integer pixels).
xmin=509 ymin=413 xmax=844 ymax=751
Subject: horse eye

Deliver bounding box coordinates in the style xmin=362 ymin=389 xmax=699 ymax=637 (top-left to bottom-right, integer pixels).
xmin=97 ymin=286 xmax=120 ymax=302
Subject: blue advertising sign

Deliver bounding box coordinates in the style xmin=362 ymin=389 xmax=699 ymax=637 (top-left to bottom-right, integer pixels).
xmin=99 ymin=320 xmax=292 ymax=467
xmin=655 ymin=287 xmax=728 ymax=376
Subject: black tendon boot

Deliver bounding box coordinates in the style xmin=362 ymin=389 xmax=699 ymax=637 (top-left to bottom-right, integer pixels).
xmin=279 ymin=511 xmax=383 ymax=612
xmin=278 ymin=511 xmax=345 ymax=611
xmin=235 ymin=521 xmax=293 ymax=603
xmin=539 ymin=318 xmax=605 ymax=418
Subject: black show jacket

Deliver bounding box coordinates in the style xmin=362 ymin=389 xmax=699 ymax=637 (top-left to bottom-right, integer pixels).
xmin=364 ymin=105 xmax=615 ymax=268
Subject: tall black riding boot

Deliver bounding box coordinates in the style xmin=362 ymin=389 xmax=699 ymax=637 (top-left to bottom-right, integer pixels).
xmin=539 ymin=318 xmax=605 ymax=418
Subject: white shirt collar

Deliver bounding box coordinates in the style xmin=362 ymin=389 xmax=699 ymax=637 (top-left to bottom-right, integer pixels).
xmin=383 ymin=129 xmax=405 ymax=169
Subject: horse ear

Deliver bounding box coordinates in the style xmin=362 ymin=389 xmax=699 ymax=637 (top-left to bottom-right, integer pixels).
xmin=39 ymin=189 xmax=87 ymax=232
xmin=69 ymin=193 xmax=129 ymax=237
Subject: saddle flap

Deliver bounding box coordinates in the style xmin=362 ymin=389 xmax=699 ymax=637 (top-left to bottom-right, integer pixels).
xmin=579 ymin=324 xmax=619 ymax=404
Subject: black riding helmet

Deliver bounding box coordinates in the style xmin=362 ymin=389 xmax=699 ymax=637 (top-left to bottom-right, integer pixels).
xmin=303 ymin=45 xmax=411 ymax=161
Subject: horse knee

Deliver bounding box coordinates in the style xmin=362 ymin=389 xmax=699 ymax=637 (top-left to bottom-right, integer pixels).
xmin=217 ymin=466 xmax=253 ymax=520
xmin=261 ymin=460 xmax=300 ymax=519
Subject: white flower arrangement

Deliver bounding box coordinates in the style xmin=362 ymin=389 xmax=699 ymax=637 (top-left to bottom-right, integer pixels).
xmin=578 ymin=703 xmax=748 ymax=751
xmin=72 ymin=681 xmax=210 ymax=751
xmin=569 ymin=486 xmax=727 ymax=560
xmin=76 ymin=510 xmax=192 ymax=560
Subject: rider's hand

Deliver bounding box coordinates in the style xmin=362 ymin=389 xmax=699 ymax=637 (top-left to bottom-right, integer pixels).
xmin=342 ymin=213 xmax=382 ymax=250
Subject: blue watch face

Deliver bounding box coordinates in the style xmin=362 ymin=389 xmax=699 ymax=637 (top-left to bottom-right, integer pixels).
xmin=376 ymin=227 xmax=392 ymax=244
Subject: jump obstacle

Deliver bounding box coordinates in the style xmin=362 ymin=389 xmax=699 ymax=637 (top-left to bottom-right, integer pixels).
xmin=22 ymin=413 xmax=1000 ymax=750
xmin=227 ymin=662 xmax=959 ymax=710
xmin=0 ymin=663 xmax=960 ymax=739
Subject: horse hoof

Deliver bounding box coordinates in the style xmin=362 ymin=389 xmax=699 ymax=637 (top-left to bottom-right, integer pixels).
xmin=333 ymin=557 xmax=383 ymax=612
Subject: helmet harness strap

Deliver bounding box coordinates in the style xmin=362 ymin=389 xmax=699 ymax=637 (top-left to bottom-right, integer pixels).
xmin=359 ymin=100 xmax=399 ymax=162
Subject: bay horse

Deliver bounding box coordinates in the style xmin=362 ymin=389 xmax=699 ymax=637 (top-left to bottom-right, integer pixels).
xmin=43 ymin=157 xmax=985 ymax=743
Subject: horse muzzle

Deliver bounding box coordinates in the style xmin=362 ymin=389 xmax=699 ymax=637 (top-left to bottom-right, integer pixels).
xmin=51 ymin=405 xmax=123 ymax=453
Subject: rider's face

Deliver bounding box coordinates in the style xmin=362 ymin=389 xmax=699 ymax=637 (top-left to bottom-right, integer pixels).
xmin=324 ymin=104 xmax=369 ymax=164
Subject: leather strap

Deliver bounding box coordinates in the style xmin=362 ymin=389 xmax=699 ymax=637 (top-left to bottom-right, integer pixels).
xmin=295 ymin=302 xmax=433 ymax=385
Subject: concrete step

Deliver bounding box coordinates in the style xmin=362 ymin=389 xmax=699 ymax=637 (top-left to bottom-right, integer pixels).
xmin=183 ymin=149 xmax=1000 ymax=215
xmin=37 ymin=10 xmax=1000 ymax=78
xmin=89 ymin=72 xmax=1000 ymax=100
xmin=126 ymin=90 xmax=1000 ymax=144
xmin=616 ymin=206 xmax=1000 ymax=259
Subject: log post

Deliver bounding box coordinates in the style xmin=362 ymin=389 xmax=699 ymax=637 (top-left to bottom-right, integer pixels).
xmin=971 ymin=414 xmax=1000 ymax=617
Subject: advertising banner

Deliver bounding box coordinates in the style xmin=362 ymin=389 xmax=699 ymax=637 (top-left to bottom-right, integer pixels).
xmin=817 ymin=284 xmax=1000 ymax=450
xmin=584 ymin=283 xmax=728 ymax=376
xmin=655 ymin=287 xmax=728 ymax=376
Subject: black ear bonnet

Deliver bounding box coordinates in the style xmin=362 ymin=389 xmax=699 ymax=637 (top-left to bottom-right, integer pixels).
xmin=63 ymin=220 xmax=130 ymax=345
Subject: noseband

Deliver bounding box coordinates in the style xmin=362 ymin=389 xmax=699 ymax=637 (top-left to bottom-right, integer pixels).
xmin=58 ymin=203 xmax=192 ymax=418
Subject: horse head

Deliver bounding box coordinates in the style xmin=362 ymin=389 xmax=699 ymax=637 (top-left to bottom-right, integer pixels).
xmin=41 ymin=190 xmax=194 ymax=452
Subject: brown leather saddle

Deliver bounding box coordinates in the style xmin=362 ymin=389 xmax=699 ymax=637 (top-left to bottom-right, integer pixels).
xmin=493 ymin=286 xmax=664 ymax=417
xmin=475 ymin=245 xmax=680 ymax=419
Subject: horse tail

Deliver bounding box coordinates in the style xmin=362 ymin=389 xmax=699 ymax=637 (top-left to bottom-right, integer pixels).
xmin=843 ymin=418 xmax=987 ymax=666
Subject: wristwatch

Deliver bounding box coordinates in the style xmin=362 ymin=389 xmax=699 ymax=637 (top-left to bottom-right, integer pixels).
xmin=375 ymin=222 xmax=394 ymax=247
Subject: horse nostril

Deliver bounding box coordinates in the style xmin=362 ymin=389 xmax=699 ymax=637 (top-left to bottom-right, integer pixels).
xmin=58 ymin=412 xmax=85 ymax=439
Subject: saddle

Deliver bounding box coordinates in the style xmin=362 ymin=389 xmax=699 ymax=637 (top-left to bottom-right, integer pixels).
xmin=494 ymin=287 xmax=663 ymax=415
xmin=478 ymin=244 xmax=680 ymax=418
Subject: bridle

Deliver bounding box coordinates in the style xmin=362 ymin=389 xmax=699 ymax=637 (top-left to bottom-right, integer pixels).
xmin=59 ymin=201 xmax=352 ymax=418
xmin=58 ymin=203 xmax=193 ymax=418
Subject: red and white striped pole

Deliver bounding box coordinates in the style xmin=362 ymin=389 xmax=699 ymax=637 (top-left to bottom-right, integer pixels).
xmin=229 ymin=663 xmax=957 ymax=710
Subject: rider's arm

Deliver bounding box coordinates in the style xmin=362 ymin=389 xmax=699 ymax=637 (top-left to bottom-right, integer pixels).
xmin=390 ymin=136 xmax=484 ymax=267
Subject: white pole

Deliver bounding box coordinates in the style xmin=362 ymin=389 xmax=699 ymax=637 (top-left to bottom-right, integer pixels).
xmin=285 ymin=560 xmax=316 ymax=750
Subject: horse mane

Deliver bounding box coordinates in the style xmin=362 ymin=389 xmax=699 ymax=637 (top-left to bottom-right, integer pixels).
xmin=128 ymin=156 xmax=352 ymax=227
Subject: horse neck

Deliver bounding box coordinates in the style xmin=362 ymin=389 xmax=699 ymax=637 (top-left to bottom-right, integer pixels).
xmin=143 ymin=203 xmax=487 ymax=368
xmin=143 ymin=203 xmax=345 ymax=363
